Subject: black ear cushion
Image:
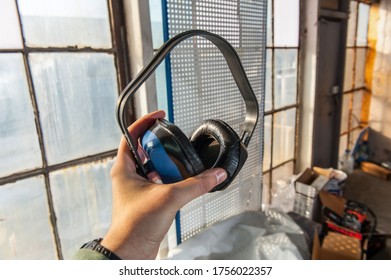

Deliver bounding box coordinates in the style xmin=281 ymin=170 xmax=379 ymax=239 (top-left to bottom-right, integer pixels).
xmin=190 ymin=119 xmax=245 ymax=188
xmin=157 ymin=119 xmax=205 ymax=176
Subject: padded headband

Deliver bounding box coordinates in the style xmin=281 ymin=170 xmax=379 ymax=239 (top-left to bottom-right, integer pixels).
xmin=117 ymin=30 xmax=259 ymax=177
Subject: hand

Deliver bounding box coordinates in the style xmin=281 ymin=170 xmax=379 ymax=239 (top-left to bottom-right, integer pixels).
xmin=101 ymin=110 xmax=227 ymax=259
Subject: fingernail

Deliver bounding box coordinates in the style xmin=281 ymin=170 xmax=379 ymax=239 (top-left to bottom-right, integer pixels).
xmin=215 ymin=169 xmax=227 ymax=184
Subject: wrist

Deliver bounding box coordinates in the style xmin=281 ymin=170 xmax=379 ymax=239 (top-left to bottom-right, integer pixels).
xmin=101 ymin=230 xmax=158 ymax=260
xmin=81 ymin=238 xmax=121 ymax=260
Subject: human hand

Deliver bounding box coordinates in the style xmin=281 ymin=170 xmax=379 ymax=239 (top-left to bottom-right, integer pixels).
xmin=101 ymin=110 xmax=227 ymax=259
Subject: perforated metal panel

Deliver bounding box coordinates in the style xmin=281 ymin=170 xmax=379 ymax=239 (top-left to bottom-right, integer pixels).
xmin=165 ymin=0 xmax=267 ymax=243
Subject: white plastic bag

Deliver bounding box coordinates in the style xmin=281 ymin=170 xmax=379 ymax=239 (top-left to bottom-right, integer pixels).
xmin=167 ymin=210 xmax=310 ymax=260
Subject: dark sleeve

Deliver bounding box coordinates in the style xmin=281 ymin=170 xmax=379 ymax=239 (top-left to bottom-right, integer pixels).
xmin=72 ymin=248 xmax=110 ymax=260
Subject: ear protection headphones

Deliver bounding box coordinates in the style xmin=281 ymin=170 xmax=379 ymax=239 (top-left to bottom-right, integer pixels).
xmin=117 ymin=30 xmax=259 ymax=192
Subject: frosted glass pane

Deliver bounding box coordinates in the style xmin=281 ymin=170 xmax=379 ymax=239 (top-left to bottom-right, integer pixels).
xmin=262 ymin=173 xmax=270 ymax=210
xmin=355 ymin=48 xmax=367 ymax=88
xmin=272 ymin=109 xmax=296 ymax=167
xmin=340 ymin=94 xmax=352 ymax=133
xmin=267 ymin=0 xmax=272 ymax=47
xmin=17 ymin=0 xmax=111 ymax=48
xmin=0 ymin=176 xmax=57 ymax=259
xmin=352 ymin=90 xmax=363 ymax=128
xmin=339 ymin=134 xmax=348 ymax=156
xmin=343 ymin=49 xmax=354 ymax=91
xmin=50 ymin=158 xmax=114 ymax=259
xmin=274 ymin=0 xmax=299 ymax=47
xmin=272 ymin=161 xmax=294 ymax=185
xmin=349 ymin=128 xmax=361 ymax=150
xmin=265 ymin=49 xmax=272 ymax=111
xmin=0 ymin=0 xmax=23 ymax=49
xmin=29 ymin=53 xmax=121 ymax=164
xmin=150 ymin=0 xmax=164 ymax=49
xmin=274 ymin=49 xmax=298 ymax=108
xmin=346 ymin=1 xmax=357 ymax=47
xmin=0 ymin=54 xmax=42 ymax=177
xmin=357 ymin=3 xmax=370 ymax=47
xmin=263 ymin=115 xmax=272 ymax=172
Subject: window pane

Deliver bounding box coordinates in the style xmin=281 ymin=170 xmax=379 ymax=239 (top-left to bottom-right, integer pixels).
xmin=349 ymin=128 xmax=361 ymax=150
xmin=263 ymin=115 xmax=272 ymax=172
xmin=274 ymin=0 xmax=299 ymax=47
xmin=340 ymin=94 xmax=352 ymax=133
xmin=266 ymin=0 xmax=272 ymax=47
xmin=274 ymin=49 xmax=298 ymax=108
xmin=50 ymin=158 xmax=114 ymax=259
xmin=0 ymin=54 xmax=42 ymax=177
xmin=265 ymin=49 xmax=272 ymax=111
xmin=262 ymin=172 xmax=270 ymax=210
xmin=0 ymin=0 xmax=23 ymax=49
xmin=29 ymin=53 xmax=121 ymax=164
xmin=271 ymin=161 xmax=294 ymax=212
xmin=357 ymin=3 xmax=370 ymax=47
xmin=17 ymin=0 xmax=111 ymax=48
xmin=339 ymin=134 xmax=348 ymax=156
xmin=150 ymin=0 xmax=164 ymax=49
xmin=346 ymin=1 xmax=357 ymax=47
xmin=343 ymin=49 xmax=354 ymax=91
xmin=0 ymin=176 xmax=57 ymax=259
xmin=355 ymin=48 xmax=367 ymax=88
xmin=272 ymin=161 xmax=294 ymax=183
xmin=273 ymin=108 xmax=296 ymax=166
xmin=352 ymin=90 xmax=363 ymax=128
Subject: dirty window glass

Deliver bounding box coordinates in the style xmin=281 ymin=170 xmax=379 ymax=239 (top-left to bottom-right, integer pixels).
xmin=50 ymin=159 xmax=114 ymax=259
xmin=29 ymin=53 xmax=121 ymax=165
xmin=265 ymin=49 xmax=272 ymax=111
xmin=273 ymin=108 xmax=296 ymax=166
xmin=0 ymin=54 xmax=42 ymax=177
xmin=343 ymin=49 xmax=354 ymax=91
xmin=0 ymin=176 xmax=56 ymax=259
xmin=274 ymin=49 xmax=298 ymax=109
xmin=274 ymin=0 xmax=299 ymax=47
xmin=263 ymin=115 xmax=272 ymax=172
xmin=357 ymin=3 xmax=369 ymax=47
xmin=346 ymin=1 xmax=357 ymax=47
xmin=17 ymin=0 xmax=111 ymax=48
xmin=0 ymin=0 xmax=23 ymax=49
xmin=340 ymin=94 xmax=351 ymax=133
xmin=355 ymin=48 xmax=366 ymax=88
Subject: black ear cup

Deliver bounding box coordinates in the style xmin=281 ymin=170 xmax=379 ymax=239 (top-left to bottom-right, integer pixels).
xmin=143 ymin=118 xmax=247 ymax=191
xmin=190 ymin=119 xmax=248 ymax=191
xmin=154 ymin=119 xmax=206 ymax=178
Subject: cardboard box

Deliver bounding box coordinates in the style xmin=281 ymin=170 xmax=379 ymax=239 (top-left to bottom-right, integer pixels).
xmin=293 ymin=168 xmax=329 ymax=221
xmin=312 ymin=191 xmax=362 ymax=260
xmin=360 ymin=161 xmax=391 ymax=180
xmin=312 ymin=229 xmax=361 ymax=260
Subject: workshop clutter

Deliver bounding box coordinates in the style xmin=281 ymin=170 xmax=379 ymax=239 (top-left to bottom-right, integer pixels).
xmin=292 ymin=167 xmax=347 ymax=222
xmin=283 ymin=166 xmax=384 ymax=260
xmin=313 ymin=191 xmax=383 ymax=260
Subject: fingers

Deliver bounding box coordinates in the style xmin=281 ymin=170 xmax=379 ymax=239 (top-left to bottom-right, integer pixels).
xmin=117 ymin=110 xmax=166 ymax=165
xmin=114 ymin=110 xmax=166 ymax=175
xmin=171 ymin=168 xmax=227 ymax=207
xmin=128 ymin=110 xmax=166 ymax=142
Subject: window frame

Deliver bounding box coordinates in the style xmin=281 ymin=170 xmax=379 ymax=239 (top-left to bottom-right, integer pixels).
xmin=0 ymin=0 xmax=131 ymax=259
xmin=262 ymin=0 xmax=301 ymax=206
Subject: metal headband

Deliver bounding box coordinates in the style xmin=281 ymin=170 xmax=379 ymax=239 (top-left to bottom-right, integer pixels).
xmin=117 ymin=30 xmax=259 ymax=177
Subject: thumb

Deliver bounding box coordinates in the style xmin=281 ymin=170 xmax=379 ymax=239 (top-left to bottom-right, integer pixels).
xmin=172 ymin=168 xmax=227 ymax=207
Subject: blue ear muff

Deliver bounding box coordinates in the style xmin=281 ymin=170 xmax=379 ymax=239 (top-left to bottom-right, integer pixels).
xmin=141 ymin=119 xmax=205 ymax=183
